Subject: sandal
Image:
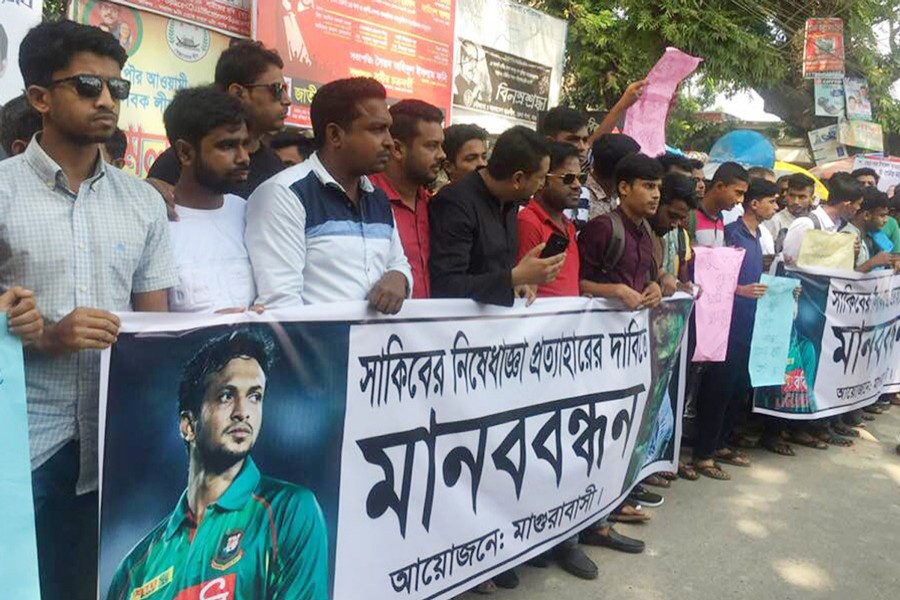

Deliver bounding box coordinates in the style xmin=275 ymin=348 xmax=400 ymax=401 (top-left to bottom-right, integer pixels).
xmin=473 ymin=580 xmax=497 ymax=595
xmin=643 ymin=474 xmax=671 ymax=488
xmin=694 ymin=461 xmax=730 ymax=481
xmin=609 ymin=502 xmax=651 ymax=523
xmin=715 ymin=448 xmax=752 ymax=467
xmin=659 ymin=471 xmax=679 ymax=481
xmin=891 ymin=394 xmax=900 ymax=406
xmin=731 ymin=435 xmax=760 ymax=449
xmin=678 ymin=462 xmax=700 ymax=481
xmin=861 ymin=412 xmax=876 ymax=421
xmin=863 ymin=404 xmax=884 ymax=415
xmin=788 ymin=433 xmax=828 ymax=450
xmin=813 ymin=431 xmax=854 ymax=447
xmin=762 ymin=435 xmax=795 ymax=456
xmin=831 ymin=423 xmax=860 ymax=438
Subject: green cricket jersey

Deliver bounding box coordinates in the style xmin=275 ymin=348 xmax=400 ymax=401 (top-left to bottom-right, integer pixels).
xmin=107 ymin=458 xmax=329 ymax=600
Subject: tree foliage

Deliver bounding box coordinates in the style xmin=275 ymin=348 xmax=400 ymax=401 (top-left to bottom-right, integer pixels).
xmin=529 ymin=0 xmax=900 ymax=152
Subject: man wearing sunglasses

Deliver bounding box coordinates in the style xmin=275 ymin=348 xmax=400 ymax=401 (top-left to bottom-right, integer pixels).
xmin=147 ymin=41 xmax=290 ymax=206
xmin=0 ymin=20 xmax=178 ymax=600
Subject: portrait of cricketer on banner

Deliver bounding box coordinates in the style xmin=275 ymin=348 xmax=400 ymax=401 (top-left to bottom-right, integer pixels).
xmin=105 ymin=329 xmax=329 ymax=600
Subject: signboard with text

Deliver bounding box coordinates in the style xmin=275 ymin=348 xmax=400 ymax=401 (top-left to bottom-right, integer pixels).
xmin=112 ymin=0 xmax=250 ymax=38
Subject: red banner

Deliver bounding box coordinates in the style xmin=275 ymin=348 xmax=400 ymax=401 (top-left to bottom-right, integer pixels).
xmin=255 ymin=0 xmax=455 ymax=127
xmin=113 ymin=0 xmax=250 ymax=38
xmin=802 ymin=18 xmax=844 ymax=79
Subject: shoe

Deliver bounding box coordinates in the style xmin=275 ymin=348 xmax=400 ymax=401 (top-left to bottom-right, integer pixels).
xmin=579 ymin=527 xmax=645 ymax=554
xmin=629 ymin=485 xmax=664 ymax=507
xmin=527 ymin=552 xmax=551 ymax=568
xmin=557 ymin=545 xmax=599 ymax=580
xmin=492 ymin=569 xmax=519 ymax=589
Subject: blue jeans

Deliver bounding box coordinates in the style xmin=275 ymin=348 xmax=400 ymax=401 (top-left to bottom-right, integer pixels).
xmin=31 ymin=441 xmax=97 ymax=600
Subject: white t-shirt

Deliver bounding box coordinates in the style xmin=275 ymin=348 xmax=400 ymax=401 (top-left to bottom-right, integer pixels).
xmin=168 ymin=195 xmax=256 ymax=312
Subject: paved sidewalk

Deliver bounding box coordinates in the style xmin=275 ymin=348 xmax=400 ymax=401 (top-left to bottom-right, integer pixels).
xmin=465 ymin=410 xmax=900 ymax=600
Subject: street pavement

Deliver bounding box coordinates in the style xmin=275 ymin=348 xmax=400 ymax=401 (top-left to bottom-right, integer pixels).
xmin=465 ymin=409 xmax=900 ymax=600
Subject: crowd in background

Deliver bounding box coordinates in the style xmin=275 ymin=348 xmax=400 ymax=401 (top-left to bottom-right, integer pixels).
xmin=1 ymin=19 xmax=900 ymax=600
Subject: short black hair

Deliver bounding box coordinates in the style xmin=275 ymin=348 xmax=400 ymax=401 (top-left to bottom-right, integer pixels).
xmin=178 ymin=329 xmax=277 ymax=417
xmin=743 ymin=178 xmax=780 ymax=207
xmin=688 ymin=158 xmax=704 ymax=171
xmin=540 ymin=106 xmax=587 ymax=137
xmin=443 ymin=123 xmax=487 ymax=162
xmin=0 ymin=94 xmax=41 ymax=155
xmin=786 ymin=173 xmax=815 ymax=191
xmin=660 ymin=172 xmax=697 ymax=208
xmin=614 ymin=153 xmax=664 ymax=187
xmin=105 ymin=127 xmax=128 ymax=161
xmin=389 ymin=99 xmax=444 ymax=146
xmin=19 ymin=20 xmax=128 ymax=88
xmin=851 ymin=167 xmax=880 ymax=183
xmin=486 ymin=125 xmax=550 ymax=180
xmin=860 ymin=187 xmax=889 ymax=212
xmin=269 ymin=130 xmax=316 ymax=158
xmin=547 ymin=141 xmax=581 ymax=172
xmin=215 ymin=40 xmax=283 ymax=88
xmin=591 ymin=133 xmax=640 ymax=180
xmin=310 ymin=77 xmax=386 ymax=148
xmin=748 ymin=166 xmax=775 ymax=180
xmin=657 ymin=152 xmax=695 ymax=174
xmin=164 ymin=85 xmax=245 ymax=148
xmin=826 ymin=172 xmax=864 ymax=205
xmin=711 ymin=162 xmax=750 ymax=186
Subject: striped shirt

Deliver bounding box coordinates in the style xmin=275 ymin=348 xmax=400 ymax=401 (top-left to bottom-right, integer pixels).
xmin=0 ymin=138 xmax=177 ymax=493
xmin=245 ymin=153 xmax=412 ymax=307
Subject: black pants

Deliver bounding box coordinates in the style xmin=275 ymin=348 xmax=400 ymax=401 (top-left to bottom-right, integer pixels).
xmin=695 ymin=343 xmax=751 ymax=460
xmin=31 ymin=441 xmax=98 ymax=600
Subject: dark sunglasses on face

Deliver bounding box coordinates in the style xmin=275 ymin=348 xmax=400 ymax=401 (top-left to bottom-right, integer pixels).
xmin=546 ymin=172 xmax=587 ymax=185
xmin=49 ymin=74 xmax=131 ymax=100
xmin=245 ymin=82 xmax=288 ymax=100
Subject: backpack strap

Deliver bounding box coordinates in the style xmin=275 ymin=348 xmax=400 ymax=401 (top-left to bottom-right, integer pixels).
xmin=602 ymin=211 xmax=626 ymax=273
xmin=808 ymin=212 xmax=823 ymax=231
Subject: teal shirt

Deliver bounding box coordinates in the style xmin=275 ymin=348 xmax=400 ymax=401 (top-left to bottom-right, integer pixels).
xmin=882 ymin=216 xmax=900 ymax=254
xmin=108 ymin=458 xmax=329 ymax=600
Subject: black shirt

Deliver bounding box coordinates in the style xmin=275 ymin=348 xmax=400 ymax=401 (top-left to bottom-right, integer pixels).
xmin=429 ymin=170 xmax=518 ymax=306
xmin=146 ymin=143 xmax=285 ymax=199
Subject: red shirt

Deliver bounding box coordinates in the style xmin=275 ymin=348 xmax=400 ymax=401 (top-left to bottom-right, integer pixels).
xmin=369 ymin=173 xmax=432 ymax=299
xmin=517 ymin=199 xmax=580 ymax=297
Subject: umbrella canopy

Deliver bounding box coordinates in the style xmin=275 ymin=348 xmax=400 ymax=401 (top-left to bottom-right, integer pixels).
xmin=703 ymin=130 xmax=777 ymax=178
xmin=774 ymin=160 xmax=829 ymax=201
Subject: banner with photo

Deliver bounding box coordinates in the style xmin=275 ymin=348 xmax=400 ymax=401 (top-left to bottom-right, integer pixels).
xmin=113 ymin=0 xmax=250 ymax=38
xmin=0 ymin=0 xmax=43 ymax=105
xmin=71 ymin=0 xmax=232 ymax=177
xmin=98 ymin=297 xmax=691 ymax=600
xmin=754 ymin=267 xmax=900 ymax=420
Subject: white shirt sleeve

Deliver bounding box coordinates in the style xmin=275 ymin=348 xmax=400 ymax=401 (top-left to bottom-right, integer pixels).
xmin=386 ymin=220 xmax=414 ymax=297
xmin=245 ymin=180 xmax=308 ymax=308
xmin=782 ymin=216 xmax=813 ymax=263
xmin=759 ymin=225 xmax=775 ymax=255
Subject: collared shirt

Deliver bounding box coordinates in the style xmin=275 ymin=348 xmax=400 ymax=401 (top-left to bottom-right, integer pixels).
xmin=107 ymin=458 xmax=329 ymax=600
xmin=0 ymin=138 xmax=177 ymax=493
xmin=429 ymin=171 xmax=518 ymax=306
xmin=782 ymin=205 xmax=840 ymax=263
xmin=245 ymin=152 xmax=413 ymax=308
xmin=368 ymin=173 xmax=432 ymax=299
xmin=720 ymin=204 xmax=775 ymax=254
xmin=585 ymin=171 xmax=616 ymax=221
xmin=148 ymin=144 xmax=285 ymax=199
xmin=763 ymin=208 xmax=797 ymax=253
xmin=517 ymin=199 xmax=580 ymax=297
xmin=688 ymin=205 xmax=725 ymax=247
xmin=725 ymin=218 xmax=764 ymax=345
xmin=562 ymin=185 xmax=590 ymax=231
xmin=578 ymin=207 xmax=655 ymax=292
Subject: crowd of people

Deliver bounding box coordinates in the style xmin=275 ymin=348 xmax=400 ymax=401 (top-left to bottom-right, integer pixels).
xmin=1 ymin=19 xmax=899 ymax=600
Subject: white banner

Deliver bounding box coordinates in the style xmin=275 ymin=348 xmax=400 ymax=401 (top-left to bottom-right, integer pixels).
xmin=0 ymin=0 xmax=43 ymax=104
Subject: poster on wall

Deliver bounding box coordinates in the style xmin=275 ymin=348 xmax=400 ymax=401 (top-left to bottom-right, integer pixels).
xmin=838 ymin=117 xmax=884 ymax=152
xmin=813 ymin=78 xmax=844 ymax=117
xmin=802 ymin=18 xmax=844 ymax=79
xmin=853 ymin=155 xmax=900 ymax=195
xmin=452 ymin=0 xmax=566 ymax=132
xmin=71 ymin=0 xmax=232 ymax=177
xmin=451 ymin=38 xmax=551 ymax=123
xmin=112 ymin=0 xmax=250 ymax=38
xmin=807 ymin=124 xmax=847 ymax=165
xmin=0 ymin=0 xmax=43 ymax=105
xmin=843 ymin=77 xmax=872 ymax=120
xmin=255 ymin=0 xmax=455 ymax=128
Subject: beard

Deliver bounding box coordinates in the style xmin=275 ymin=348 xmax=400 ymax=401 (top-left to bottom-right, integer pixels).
xmin=195 ymin=155 xmax=245 ymax=195
xmin=195 ymin=424 xmax=252 ymax=474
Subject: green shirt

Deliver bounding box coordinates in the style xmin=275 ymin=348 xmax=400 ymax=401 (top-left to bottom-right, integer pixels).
xmin=881 ymin=216 xmax=900 ymax=254
xmin=108 ymin=458 xmax=329 ymax=600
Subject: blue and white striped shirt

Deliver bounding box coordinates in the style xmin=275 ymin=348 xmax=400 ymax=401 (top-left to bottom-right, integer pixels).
xmin=245 ymin=153 xmax=412 ymax=308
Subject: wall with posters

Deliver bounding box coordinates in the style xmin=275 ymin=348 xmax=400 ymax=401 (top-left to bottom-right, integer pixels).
xmin=255 ymin=0 xmax=455 ymax=128
xmin=112 ymin=0 xmax=250 ymax=37
xmin=0 ymin=0 xmax=43 ymax=105
xmin=71 ymin=0 xmax=231 ymax=177
xmin=452 ymin=0 xmax=566 ymax=133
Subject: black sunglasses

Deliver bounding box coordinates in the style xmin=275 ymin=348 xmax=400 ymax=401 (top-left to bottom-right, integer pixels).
xmin=245 ymin=82 xmax=288 ymax=100
xmin=49 ymin=74 xmax=131 ymax=100
xmin=546 ymin=172 xmax=587 ymax=185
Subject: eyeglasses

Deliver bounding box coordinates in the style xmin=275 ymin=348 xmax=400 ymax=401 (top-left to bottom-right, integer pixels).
xmin=546 ymin=172 xmax=587 ymax=185
xmin=49 ymin=75 xmax=131 ymax=100
xmin=245 ymin=82 xmax=288 ymax=100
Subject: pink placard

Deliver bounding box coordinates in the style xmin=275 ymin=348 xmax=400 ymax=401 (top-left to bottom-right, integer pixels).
xmin=623 ymin=48 xmax=702 ymax=157
xmin=692 ymin=246 xmax=745 ymax=362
